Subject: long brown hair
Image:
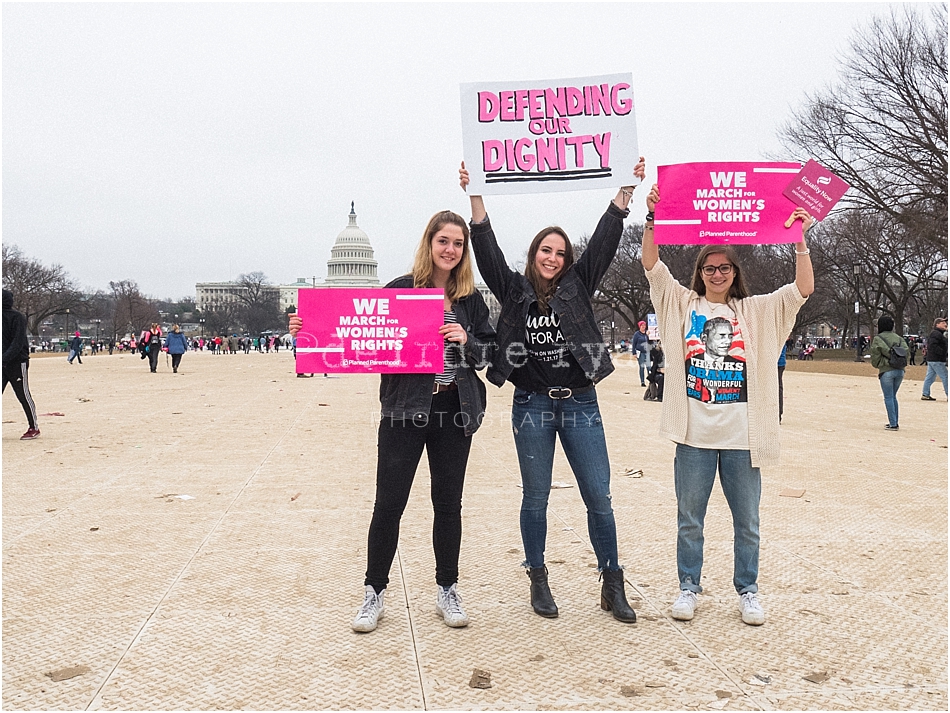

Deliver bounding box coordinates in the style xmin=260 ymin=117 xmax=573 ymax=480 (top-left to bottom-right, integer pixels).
xmin=411 ymin=210 xmax=475 ymax=302
xmin=525 ymin=227 xmax=574 ymax=313
xmin=689 ymin=245 xmax=749 ymax=300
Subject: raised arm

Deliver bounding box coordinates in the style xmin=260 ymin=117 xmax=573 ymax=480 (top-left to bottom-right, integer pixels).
xmin=572 ymin=157 xmax=646 ymax=293
xmin=641 ymin=183 xmax=659 ymax=271
xmin=459 ymin=161 xmax=486 ymax=223
xmin=459 ymin=160 xmax=518 ymax=301
xmin=786 ymin=207 xmax=815 ymax=297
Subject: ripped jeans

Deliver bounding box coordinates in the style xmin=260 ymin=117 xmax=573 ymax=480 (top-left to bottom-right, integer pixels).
xmin=511 ymin=387 xmax=620 ymax=571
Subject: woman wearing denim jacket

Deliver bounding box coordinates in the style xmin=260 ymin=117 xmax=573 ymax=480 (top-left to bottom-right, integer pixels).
xmin=290 ymin=210 xmax=495 ymax=634
xmin=642 ymin=182 xmax=814 ymax=627
xmin=459 ymin=157 xmax=646 ymax=623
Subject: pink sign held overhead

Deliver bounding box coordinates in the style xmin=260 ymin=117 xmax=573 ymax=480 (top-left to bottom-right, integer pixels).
xmin=654 ymin=162 xmax=803 ymax=245
xmin=295 ymin=288 xmax=445 ymax=374
xmin=782 ymin=159 xmax=850 ymax=223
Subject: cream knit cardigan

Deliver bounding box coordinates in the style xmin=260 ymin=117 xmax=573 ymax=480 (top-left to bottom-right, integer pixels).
xmin=646 ymin=259 xmax=808 ymax=468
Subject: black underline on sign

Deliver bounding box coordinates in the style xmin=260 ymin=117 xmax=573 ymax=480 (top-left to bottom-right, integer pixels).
xmin=485 ymin=168 xmax=612 ymax=183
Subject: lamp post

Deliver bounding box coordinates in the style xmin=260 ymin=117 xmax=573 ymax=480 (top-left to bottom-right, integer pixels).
xmin=92 ymin=319 xmax=101 ymax=341
xmin=610 ymin=302 xmax=617 ymax=351
xmin=853 ymin=263 xmax=862 ymax=362
xmin=65 ymin=309 xmax=70 ymax=345
xmin=199 ymin=318 xmax=205 ymax=339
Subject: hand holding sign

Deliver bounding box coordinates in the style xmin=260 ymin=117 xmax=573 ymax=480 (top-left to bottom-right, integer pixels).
xmin=782 ymin=159 xmax=849 ymax=222
xmin=439 ymin=322 xmax=468 ymax=345
xmin=784 ymin=207 xmax=817 ymax=231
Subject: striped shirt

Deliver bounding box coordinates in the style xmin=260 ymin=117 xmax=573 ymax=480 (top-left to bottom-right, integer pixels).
xmin=435 ymin=310 xmax=462 ymax=385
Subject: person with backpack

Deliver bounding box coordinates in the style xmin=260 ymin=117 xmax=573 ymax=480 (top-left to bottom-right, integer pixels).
xmin=869 ymin=315 xmax=909 ymax=431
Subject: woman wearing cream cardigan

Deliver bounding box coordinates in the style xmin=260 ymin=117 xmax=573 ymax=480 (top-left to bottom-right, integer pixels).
xmin=641 ymin=182 xmax=814 ymax=627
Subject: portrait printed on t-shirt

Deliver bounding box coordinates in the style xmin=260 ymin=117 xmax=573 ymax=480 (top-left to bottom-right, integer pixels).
xmin=684 ymin=313 xmax=748 ymax=404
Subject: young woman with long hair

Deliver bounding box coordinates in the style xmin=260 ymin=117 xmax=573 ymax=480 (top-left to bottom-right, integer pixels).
xmin=290 ymin=210 xmax=495 ymax=633
xmin=641 ymin=182 xmax=814 ymax=626
xmin=459 ymin=157 xmax=646 ymax=623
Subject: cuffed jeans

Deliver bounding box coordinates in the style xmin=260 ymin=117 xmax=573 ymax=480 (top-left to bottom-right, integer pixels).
xmin=879 ymin=368 xmax=904 ymax=427
xmin=511 ymin=387 xmax=620 ymax=571
xmin=922 ymin=362 xmax=948 ymax=398
xmin=365 ymin=390 xmax=472 ymax=590
xmin=674 ymin=444 xmax=760 ymax=594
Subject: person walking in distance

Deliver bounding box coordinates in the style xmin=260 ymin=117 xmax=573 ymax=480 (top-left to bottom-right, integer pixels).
xmin=165 ymin=324 xmax=188 ymax=373
xmin=921 ymin=317 xmax=948 ymax=401
xmin=67 ymin=331 xmax=83 ymax=364
xmin=870 ymin=315 xmax=909 ymax=430
xmin=632 ymin=320 xmax=651 ymax=387
xmin=642 ymin=181 xmax=814 ymax=627
xmin=290 ymin=209 xmax=496 ymax=634
xmin=2 ymin=289 xmax=40 ymax=440
xmin=141 ymin=323 xmax=163 ymax=373
xmin=460 ymin=157 xmax=646 ymax=623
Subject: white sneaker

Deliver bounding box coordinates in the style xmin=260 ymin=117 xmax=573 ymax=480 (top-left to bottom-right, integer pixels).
xmin=739 ymin=592 xmax=765 ymax=626
xmin=671 ymin=590 xmax=698 ymax=621
xmin=352 ymin=586 xmax=385 ymax=632
xmin=435 ymin=583 xmax=470 ymax=628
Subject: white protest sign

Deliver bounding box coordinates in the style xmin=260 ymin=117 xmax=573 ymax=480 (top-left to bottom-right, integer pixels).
xmin=460 ymin=73 xmax=639 ymax=195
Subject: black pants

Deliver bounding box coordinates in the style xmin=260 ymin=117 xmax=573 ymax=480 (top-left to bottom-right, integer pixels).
xmin=365 ymin=390 xmax=473 ymax=590
xmin=148 ymin=349 xmax=159 ymax=372
xmin=171 ymin=353 xmax=183 ymax=370
xmin=2 ymin=361 xmax=38 ymax=429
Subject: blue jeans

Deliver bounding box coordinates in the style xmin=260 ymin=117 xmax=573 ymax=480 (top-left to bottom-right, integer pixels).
xmin=637 ymin=351 xmax=650 ymax=385
xmin=511 ymin=388 xmax=620 ymax=571
xmin=674 ymin=444 xmax=760 ymax=594
xmin=879 ymin=369 xmax=904 ymax=427
xmin=923 ymin=362 xmax=948 ymax=398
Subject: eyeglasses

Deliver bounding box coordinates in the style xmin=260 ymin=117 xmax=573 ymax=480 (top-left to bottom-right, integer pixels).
xmin=701 ymin=264 xmax=734 ymax=276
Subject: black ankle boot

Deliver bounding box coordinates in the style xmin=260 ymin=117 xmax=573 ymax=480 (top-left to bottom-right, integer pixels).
xmin=527 ymin=566 xmax=558 ymax=618
xmin=600 ymin=568 xmax=636 ymax=623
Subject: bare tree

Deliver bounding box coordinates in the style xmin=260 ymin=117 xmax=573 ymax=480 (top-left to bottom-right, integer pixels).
xmin=1 ymin=244 xmax=84 ymax=335
xmin=778 ymin=5 xmax=948 ymax=254
xmin=235 ymin=271 xmax=281 ymax=335
xmin=806 ymin=210 xmax=947 ymax=335
xmin=109 ymin=280 xmax=159 ymax=337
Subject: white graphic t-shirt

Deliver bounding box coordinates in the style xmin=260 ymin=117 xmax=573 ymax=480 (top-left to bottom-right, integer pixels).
xmin=682 ymin=297 xmax=750 ymax=449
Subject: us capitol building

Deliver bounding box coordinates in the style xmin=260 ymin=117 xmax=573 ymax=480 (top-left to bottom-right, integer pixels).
xmin=195 ymin=203 xmax=499 ymax=322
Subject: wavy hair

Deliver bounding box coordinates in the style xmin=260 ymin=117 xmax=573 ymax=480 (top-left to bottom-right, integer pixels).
xmin=525 ymin=227 xmax=574 ymax=313
xmin=411 ymin=211 xmax=474 ymax=302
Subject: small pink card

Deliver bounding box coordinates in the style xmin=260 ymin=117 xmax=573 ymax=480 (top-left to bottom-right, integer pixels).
xmin=655 ymin=162 xmax=803 ymax=245
xmin=295 ymin=288 xmax=445 ymax=374
xmin=781 ymin=159 xmax=850 ymax=222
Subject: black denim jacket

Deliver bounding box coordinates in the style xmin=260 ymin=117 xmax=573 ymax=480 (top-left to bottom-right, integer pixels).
xmin=469 ymin=202 xmax=629 ymax=388
xmin=378 ymin=275 xmax=496 ymax=437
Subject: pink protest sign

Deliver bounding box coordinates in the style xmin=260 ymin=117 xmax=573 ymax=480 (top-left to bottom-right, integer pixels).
xmin=782 ymin=159 xmax=849 ymax=222
xmin=654 ymin=162 xmax=803 ymax=245
xmin=294 ymin=288 xmax=445 ymax=374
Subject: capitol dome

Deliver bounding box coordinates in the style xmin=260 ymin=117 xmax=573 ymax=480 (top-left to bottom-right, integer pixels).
xmin=325 ymin=202 xmax=380 ymax=285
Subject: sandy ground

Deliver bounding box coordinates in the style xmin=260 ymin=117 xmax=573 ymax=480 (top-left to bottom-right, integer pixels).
xmin=3 ymin=350 xmax=947 ymax=710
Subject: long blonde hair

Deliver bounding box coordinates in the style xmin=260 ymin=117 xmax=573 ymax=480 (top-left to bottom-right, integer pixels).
xmin=411 ymin=210 xmax=475 ymax=302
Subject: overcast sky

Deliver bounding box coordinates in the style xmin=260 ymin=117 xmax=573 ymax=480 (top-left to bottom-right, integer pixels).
xmin=3 ymin=2 xmax=907 ymax=299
